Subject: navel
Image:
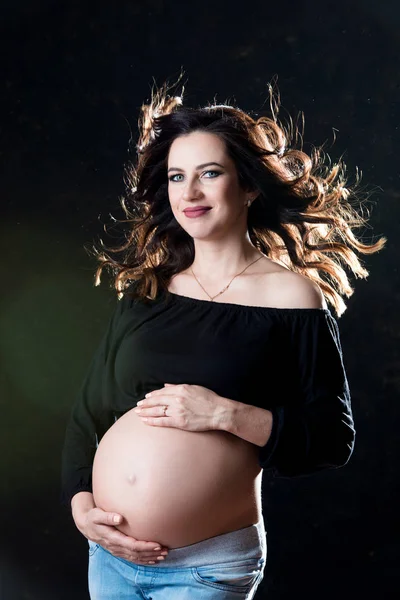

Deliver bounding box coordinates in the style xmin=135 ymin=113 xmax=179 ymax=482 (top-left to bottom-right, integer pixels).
xmin=127 ymin=473 xmax=137 ymax=485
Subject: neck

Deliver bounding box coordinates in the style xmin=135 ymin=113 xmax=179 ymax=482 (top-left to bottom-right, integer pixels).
xmin=190 ymin=237 xmax=263 ymax=283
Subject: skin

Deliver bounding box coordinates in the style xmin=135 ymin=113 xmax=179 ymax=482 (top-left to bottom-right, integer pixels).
xmin=132 ymin=129 xmax=326 ymax=454
xmin=74 ymin=130 xmax=325 ymax=564
xmin=71 ymin=130 xmax=260 ymax=565
xmin=166 ymin=130 xmax=261 ymax=285
xmin=71 ymin=493 xmax=170 ymax=564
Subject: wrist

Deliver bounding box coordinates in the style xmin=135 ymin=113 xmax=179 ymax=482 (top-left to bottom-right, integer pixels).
xmin=213 ymin=396 xmax=239 ymax=433
xmin=216 ymin=397 xmax=274 ymax=447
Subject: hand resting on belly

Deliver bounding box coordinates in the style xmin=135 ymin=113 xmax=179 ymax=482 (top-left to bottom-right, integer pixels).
xmin=92 ymin=407 xmax=262 ymax=548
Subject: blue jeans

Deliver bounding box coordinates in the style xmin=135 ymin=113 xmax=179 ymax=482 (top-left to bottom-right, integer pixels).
xmin=88 ymin=517 xmax=267 ymax=599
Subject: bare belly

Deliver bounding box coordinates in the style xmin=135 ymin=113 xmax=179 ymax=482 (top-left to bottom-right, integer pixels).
xmin=92 ymin=407 xmax=263 ymax=549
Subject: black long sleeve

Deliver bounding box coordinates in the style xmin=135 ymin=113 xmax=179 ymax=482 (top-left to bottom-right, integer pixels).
xmin=258 ymin=310 xmax=355 ymax=477
xmin=60 ymin=293 xmax=126 ymax=510
xmin=61 ymin=285 xmax=356 ymax=509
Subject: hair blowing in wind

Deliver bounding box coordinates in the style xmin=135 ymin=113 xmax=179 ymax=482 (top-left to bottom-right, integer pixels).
xmin=90 ymin=73 xmax=387 ymax=316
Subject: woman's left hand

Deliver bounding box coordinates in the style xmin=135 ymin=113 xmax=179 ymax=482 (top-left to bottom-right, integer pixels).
xmin=133 ymin=383 xmax=230 ymax=432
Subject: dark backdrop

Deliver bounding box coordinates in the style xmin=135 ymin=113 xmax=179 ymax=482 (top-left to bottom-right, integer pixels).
xmin=1 ymin=1 xmax=398 ymax=598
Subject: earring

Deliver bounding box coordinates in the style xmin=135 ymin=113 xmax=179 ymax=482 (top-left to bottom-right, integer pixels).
xmin=246 ymin=193 xmax=257 ymax=207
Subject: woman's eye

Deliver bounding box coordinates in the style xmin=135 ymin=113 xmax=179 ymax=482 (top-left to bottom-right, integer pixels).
xmin=168 ymin=174 xmax=183 ymax=182
xmin=168 ymin=170 xmax=220 ymax=182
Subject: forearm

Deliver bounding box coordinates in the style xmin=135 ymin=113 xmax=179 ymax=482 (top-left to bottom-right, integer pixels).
xmin=216 ymin=396 xmax=273 ymax=447
xmin=71 ymin=491 xmax=95 ymax=530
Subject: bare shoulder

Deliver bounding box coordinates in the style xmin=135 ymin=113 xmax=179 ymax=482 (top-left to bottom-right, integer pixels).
xmin=261 ymin=266 xmax=328 ymax=310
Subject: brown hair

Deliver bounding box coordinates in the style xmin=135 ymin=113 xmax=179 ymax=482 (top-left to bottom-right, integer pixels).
xmin=89 ymin=73 xmax=386 ymax=317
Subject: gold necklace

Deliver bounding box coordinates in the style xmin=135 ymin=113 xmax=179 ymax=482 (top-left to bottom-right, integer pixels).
xmin=190 ymin=255 xmax=264 ymax=301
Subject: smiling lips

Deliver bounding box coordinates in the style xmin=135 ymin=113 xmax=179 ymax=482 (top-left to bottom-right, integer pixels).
xmin=183 ymin=208 xmax=212 ymax=218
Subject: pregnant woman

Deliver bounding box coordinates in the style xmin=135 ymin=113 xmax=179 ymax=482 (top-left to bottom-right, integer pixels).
xmin=61 ymin=76 xmax=385 ymax=599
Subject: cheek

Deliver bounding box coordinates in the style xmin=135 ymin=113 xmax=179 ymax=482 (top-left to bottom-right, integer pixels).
xmin=168 ymin=187 xmax=180 ymax=207
xmin=167 ymin=192 xmax=178 ymax=210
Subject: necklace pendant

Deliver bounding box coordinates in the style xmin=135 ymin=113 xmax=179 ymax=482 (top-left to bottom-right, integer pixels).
xmin=190 ymin=255 xmax=263 ymax=302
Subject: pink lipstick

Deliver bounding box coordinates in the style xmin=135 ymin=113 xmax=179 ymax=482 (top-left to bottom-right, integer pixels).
xmin=183 ymin=208 xmax=212 ymax=218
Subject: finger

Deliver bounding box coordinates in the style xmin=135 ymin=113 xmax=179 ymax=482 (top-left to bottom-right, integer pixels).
xmin=139 ymin=416 xmax=167 ymax=426
xmin=127 ymin=551 xmax=167 ymax=561
xmin=107 ymin=532 xmax=168 ymax=554
xmin=131 ymin=539 xmax=169 ymax=553
xmin=137 ymin=397 xmax=164 ymax=407
xmin=135 ymin=405 xmax=167 ymax=416
xmin=144 ymin=388 xmax=180 ymax=399
xmin=107 ymin=533 xmax=169 ymax=558
xmin=113 ymin=548 xmax=167 ymax=561
xmin=122 ymin=555 xmax=161 ymax=565
xmin=109 ymin=549 xmax=166 ymax=564
xmin=92 ymin=509 xmax=123 ymax=526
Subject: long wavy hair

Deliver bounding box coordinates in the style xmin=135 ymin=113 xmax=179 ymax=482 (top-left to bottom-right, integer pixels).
xmin=89 ymin=74 xmax=386 ymax=317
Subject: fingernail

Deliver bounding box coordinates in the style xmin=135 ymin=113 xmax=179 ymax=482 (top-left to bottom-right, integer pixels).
xmin=153 ymin=546 xmax=161 ymax=551
xmin=113 ymin=515 xmax=121 ymax=523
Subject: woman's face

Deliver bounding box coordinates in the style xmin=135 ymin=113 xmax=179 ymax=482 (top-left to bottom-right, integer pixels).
xmin=167 ymin=131 xmax=250 ymax=240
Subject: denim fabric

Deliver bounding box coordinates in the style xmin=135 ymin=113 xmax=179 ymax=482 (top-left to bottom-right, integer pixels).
xmin=88 ymin=517 xmax=266 ymax=599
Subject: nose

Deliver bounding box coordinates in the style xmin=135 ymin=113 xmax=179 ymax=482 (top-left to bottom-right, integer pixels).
xmin=181 ymin=176 xmax=202 ymax=201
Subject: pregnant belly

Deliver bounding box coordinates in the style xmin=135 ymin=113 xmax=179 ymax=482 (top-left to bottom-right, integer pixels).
xmin=92 ymin=407 xmax=263 ymax=548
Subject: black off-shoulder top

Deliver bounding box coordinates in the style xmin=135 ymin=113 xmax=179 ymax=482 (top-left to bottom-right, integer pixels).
xmin=60 ymin=284 xmax=355 ymax=509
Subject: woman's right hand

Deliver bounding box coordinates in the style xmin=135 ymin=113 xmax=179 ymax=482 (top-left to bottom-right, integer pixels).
xmin=77 ymin=506 xmax=169 ymax=564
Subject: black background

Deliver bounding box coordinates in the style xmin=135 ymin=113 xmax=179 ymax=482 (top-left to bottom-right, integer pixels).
xmin=1 ymin=1 xmax=399 ymax=598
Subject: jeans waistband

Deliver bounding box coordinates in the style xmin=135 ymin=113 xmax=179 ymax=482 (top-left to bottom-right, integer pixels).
xmin=159 ymin=517 xmax=267 ymax=567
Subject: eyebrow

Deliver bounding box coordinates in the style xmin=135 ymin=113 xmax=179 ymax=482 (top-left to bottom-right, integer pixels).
xmin=167 ymin=162 xmax=225 ymax=173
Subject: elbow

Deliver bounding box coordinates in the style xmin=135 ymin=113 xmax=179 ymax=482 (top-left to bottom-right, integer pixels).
xmin=331 ymin=419 xmax=356 ymax=468
xmin=319 ymin=416 xmax=356 ymax=470
xmin=257 ymin=402 xmax=356 ymax=477
xmin=310 ymin=391 xmax=356 ymax=470
xmin=280 ymin=415 xmax=356 ymax=477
